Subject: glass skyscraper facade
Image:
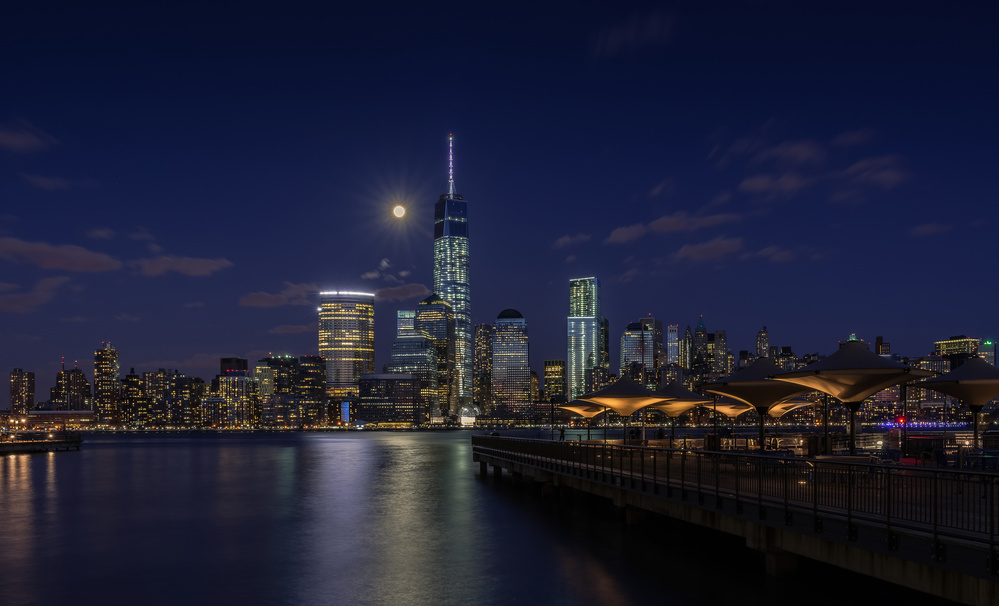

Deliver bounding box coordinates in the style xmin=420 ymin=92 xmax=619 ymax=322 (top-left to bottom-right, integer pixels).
xmin=619 ymin=318 xmax=662 ymax=389
xmin=666 ymin=324 xmax=679 ymax=366
xmin=415 ymin=294 xmax=456 ymax=417
xmin=433 ymin=134 xmax=472 ymax=407
xmin=567 ymin=277 xmax=602 ymax=400
xmin=318 ymin=291 xmax=375 ymax=400
xmin=492 ymin=309 xmax=530 ymax=418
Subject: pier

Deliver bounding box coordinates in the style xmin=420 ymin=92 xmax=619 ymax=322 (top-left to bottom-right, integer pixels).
xmin=0 ymin=433 xmax=83 ymax=455
xmin=472 ymin=435 xmax=999 ymax=606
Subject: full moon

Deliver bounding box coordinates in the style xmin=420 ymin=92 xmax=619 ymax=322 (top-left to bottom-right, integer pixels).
xmin=393 ymin=205 xmax=406 ymax=218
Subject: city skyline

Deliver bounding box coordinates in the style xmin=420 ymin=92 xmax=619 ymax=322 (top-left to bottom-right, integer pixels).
xmin=2 ymin=3 xmax=996 ymax=404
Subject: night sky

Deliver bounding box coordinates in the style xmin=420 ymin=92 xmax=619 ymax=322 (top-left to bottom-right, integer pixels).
xmin=2 ymin=2 xmax=996 ymax=405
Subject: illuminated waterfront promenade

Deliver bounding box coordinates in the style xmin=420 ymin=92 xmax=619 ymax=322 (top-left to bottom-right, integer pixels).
xmin=472 ymin=435 xmax=999 ymax=606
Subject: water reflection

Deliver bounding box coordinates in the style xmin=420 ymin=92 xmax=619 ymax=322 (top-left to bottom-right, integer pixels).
xmin=0 ymin=432 xmax=954 ymax=606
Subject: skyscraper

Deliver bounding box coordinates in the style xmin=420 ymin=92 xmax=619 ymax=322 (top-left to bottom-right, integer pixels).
xmin=415 ymin=294 xmax=457 ymax=417
xmin=666 ymin=324 xmax=679 ymax=365
xmin=492 ymin=309 xmax=530 ymax=418
xmin=543 ymin=360 xmax=567 ymax=404
xmin=318 ymin=291 xmax=375 ymax=402
xmin=93 ymin=342 xmax=121 ymax=425
xmin=433 ymin=134 xmax=472 ymax=406
xmin=567 ymin=277 xmax=601 ymax=400
xmin=10 ymin=368 xmax=35 ymax=416
xmin=756 ymin=326 xmax=769 ymax=358
xmin=619 ymin=318 xmax=662 ymax=389
xmin=51 ymin=365 xmax=91 ymax=411
xmin=387 ymin=328 xmax=438 ymax=421
xmin=473 ymin=323 xmax=494 ymax=412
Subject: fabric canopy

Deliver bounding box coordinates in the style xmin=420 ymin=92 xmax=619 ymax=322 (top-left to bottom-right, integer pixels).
xmin=648 ymin=382 xmax=713 ymax=418
xmin=917 ymin=356 xmax=999 ymax=408
xmin=559 ymin=400 xmax=607 ymax=419
xmin=577 ymin=376 xmax=672 ymax=417
xmin=703 ymin=357 xmax=809 ymax=411
xmin=772 ymin=340 xmax=932 ymax=403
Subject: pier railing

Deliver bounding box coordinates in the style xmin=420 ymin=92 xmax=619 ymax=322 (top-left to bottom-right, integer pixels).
xmin=471 ymin=435 xmax=999 ymax=554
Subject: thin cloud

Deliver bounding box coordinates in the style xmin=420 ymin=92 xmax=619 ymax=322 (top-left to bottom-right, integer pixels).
xmin=552 ymin=233 xmax=592 ymax=249
xmin=60 ymin=315 xmax=89 ymax=323
xmin=593 ymin=10 xmax=676 ymax=58
xmin=605 ymin=224 xmax=646 ymax=244
xmin=649 ymin=178 xmax=674 ymax=198
xmin=831 ymin=129 xmax=875 ymax=146
xmin=0 ymin=282 xmax=18 ymax=292
xmin=115 ymin=313 xmax=140 ymax=322
xmin=269 ymin=323 xmax=318 ymax=335
xmin=375 ymin=283 xmax=431 ymax=302
xmin=0 ymin=276 xmax=70 ymax=313
xmin=674 ymin=236 xmax=743 ymax=261
xmin=910 ymin=223 xmax=952 ymax=237
xmin=738 ymin=173 xmax=811 ymax=196
xmin=0 ymin=120 xmax=58 ymax=153
xmin=183 ymin=301 xmax=204 ymax=308
xmin=845 ymin=156 xmax=909 ymax=189
xmin=128 ymin=228 xmax=156 ymax=241
xmin=648 ymin=212 xmax=741 ymax=233
xmin=21 ymin=174 xmax=97 ymax=191
xmin=753 ymin=140 xmax=826 ymax=167
xmin=0 ymin=237 xmax=122 ymax=272
xmin=87 ymin=227 xmax=116 ymax=240
xmin=130 ymin=255 xmax=233 ymax=277
xmin=754 ymin=245 xmax=796 ymax=263
xmin=239 ymin=282 xmax=318 ymax=307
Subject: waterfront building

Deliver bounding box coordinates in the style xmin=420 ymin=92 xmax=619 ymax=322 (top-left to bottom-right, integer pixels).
xmin=415 ymin=294 xmax=457 ymax=417
xmin=357 ymin=374 xmax=421 ymax=425
xmin=256 ymin=354 xmax=301 ymax=427
xmin=543 ymin=360 xmax=567 ymax=404
xmin=756 ymin=326 xmax=769 ymax=358
xmin=50 ymin=365 xmax=92 ymax=411
xmin=387 ymin=328 xmax=438 ymax=421
xmin=9 ymin=368 xmax=35 ymax=417
xmin=666 ymin=324 xmax=679 ymax=365
xmin=567 ymin=277 xmax=603 ymax=400
xmin=212 ymin=374 xmax=259 ymax=428
xmin=93 ymin=342 xmax=121 ymax=425
xmin=121 ymin=368 xmax=144 ymax=426
xmin=492 ymin=309 xmax=530 ymax=418
xmin=433 ymin=134 xmax=472 ymax=407
xmin=318 ymin=291 xmax=375 ymax=405
xmin=473 ymin=324 xmax=494 ymax=413
xmin=295 ymin=355 xmax=327 ymax=426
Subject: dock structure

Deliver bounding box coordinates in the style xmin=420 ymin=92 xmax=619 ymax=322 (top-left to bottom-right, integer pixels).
xmin=0 ymin=434 xmax=82 ymax=455
xmin=472 ymin=435 xmax=999 ymax=606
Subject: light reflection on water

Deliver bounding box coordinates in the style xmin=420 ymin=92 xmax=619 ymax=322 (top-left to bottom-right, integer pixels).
xmin=0 ymin=432 xmax=951 ymax=606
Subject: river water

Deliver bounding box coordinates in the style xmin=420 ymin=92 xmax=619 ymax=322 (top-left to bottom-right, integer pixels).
xmin=0 ymin=431 xmax=951 ymax=606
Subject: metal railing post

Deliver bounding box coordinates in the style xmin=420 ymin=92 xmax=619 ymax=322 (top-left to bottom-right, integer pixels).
xmin=681 ymin=449 xmax=687 ymax=501
xmin=697 ymin=452 xmax=703 ymax=505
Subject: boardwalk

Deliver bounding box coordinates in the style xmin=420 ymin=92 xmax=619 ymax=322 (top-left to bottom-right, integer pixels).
xmin=472 ymin=435 xmax=999 ymax=606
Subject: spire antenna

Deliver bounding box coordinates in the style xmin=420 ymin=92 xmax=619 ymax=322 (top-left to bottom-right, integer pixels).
xmin=447 ymin=133 xmax=455 ymax=196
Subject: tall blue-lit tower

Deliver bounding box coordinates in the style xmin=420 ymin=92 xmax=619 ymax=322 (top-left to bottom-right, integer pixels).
xmin=433 ymin=134 xmax=472 ymax=407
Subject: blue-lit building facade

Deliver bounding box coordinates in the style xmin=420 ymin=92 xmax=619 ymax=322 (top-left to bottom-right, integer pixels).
xmin=433 ymin=135 xmax=472 ymax=409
